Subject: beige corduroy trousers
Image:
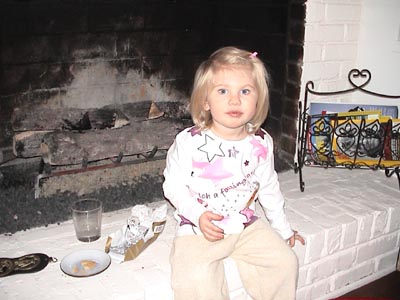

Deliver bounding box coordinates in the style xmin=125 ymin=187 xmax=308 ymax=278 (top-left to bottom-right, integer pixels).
xmin=170 ymin=219 xmax=299 ymax=300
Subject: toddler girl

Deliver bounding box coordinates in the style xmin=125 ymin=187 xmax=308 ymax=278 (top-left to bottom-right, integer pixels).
xmin=163 ymin=46 xmax=304 ymax=300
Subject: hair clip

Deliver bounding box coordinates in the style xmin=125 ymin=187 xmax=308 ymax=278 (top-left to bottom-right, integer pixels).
xmin=249 ymin=52 xmax=258 ymax=58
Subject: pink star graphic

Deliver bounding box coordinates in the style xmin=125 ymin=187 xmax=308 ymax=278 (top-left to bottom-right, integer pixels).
xmin=250 ymin=138 xmax=268 ymax=162
xmin=188 ymin=126 xmax=202 ymax=137
xmin=239 ymin=208 xmax=255 ymax=222
xmin=192 ymin=159 xmax=210 ymax=169
xmin=199 ymin=158 xmax=232 ymax=184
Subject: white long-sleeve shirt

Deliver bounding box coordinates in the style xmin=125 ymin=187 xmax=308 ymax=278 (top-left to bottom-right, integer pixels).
xmin=163 ymin=126 xmax=293 ymax=240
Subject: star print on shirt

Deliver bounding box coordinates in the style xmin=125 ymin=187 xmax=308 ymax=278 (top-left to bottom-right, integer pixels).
xmin=250 ymin=138 xmax=268 ymax=162
xmin=198 ymin=158 xmax=233 ymax=184
xmin=198 ymin=134 xmax=225 ymax=162
xmin=178 ymin=214 xmax=195 ymax=226
xmin=192 ymin=159 xmax=210 ymax=169
xmin=239 ymin=207 xmax=255 ymax=222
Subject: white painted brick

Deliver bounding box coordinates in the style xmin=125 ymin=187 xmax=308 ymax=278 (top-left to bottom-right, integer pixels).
xmin=288 ymin=220 xmax=325 ymax=265
xmin=303 ymin=44 xmax=324 ymax=63
xmin=286 ymin=208 xmax=326 ymax=264
xmin=353 ymin=199 xmax=390 ymax=238
xmin=289 ymin=181 xmax=333 ymax=197
xmin=325 ymin=225 xmax=342 ymax=255
xmin=305 ymin=231 xmax=326 ymax=264
xmin=326 ymin=4 xmax=361 ymax=23
xmin=317 ymin=203 xmax=344 ymax=217
xmin=304 ymin=24 xmax=345 ymax=44
xmin=324 ymin=43 xmax=358 ymax=61
xmin=145 ymin=282 xmax=173 ymax=300
xmin=363 ymin=178 xmax=400 ymax=198
xmin=287 ymin=208 xmax=344 ymax=264
xmin=344 ymin=23 xmax=360 ymax=41
xmin=376 ymin=248 xmax=400 ymax=272
xmin=388 ymin=206 xmax=400 ymax=233
xmin=113 ymin=293 xmax=145 ymax=300
xmin=146 ymin=240 xmax=172 ymax=273
xmin=307 ymin=257 xmax=337 ymax=284
xmin=290 ymin=202 xmax=341 ymax=230
xmin=309 ymin=278 xmax=332 ymax=300
xmin=296 ymin=285 xmax=312 ymax=300
xmin=356 ymin=233 xmax=398 ymax=264
xmin=133 ymin=267 xmax=170 ymax=289
xmin=372 ymin=210 xmax=389 ymax=238
xmin=297 ymin=0 xmax=400 ymax=284
xmin=355 ymin=214 xmax=374 ymax=243
xmin=286 ymin=208 xmax=321 ymax=235
xmin=304 ymin=25 xmax=321 ymax=43
xmin=333 ymin=261 xmax=375 ymax=290
xmin=305 ymin=2 xmax=325 ymax=24
xmin=317 ymin=79 xmax=351 ymax=95
xmin=298 ymin=267 xmax=308 ymax=288
xmin=357 ymin=196 xmax=389 ymax=211
xmin=336 ymin=248 xmax=357 ymax=272
xmin=320 ymin=24 xmax=345 ymax=42
xmin=341 ymin=201 xmax=371 ymax=217
xmin=339 ymin=61 xmax=356 ymax=77
xmin=320 ymin=62 xmax=341 ymax=80
xmin=307 ymin=197 xmax=330 ymax=208
xmin=335 ymin=214 xmax=358 ymax=249
xmin=111 ymin=273 xmax=147 ymax=299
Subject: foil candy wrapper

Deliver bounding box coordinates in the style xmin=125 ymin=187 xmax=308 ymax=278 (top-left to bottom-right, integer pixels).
xmin=108 ymin=203 xmax=167 ymax=256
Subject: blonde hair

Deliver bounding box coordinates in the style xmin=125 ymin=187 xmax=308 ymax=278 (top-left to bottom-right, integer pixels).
xmin=190 ymin=46 xmax=270 ymax=134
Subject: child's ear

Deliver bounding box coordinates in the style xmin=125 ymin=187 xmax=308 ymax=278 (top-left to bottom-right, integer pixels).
xmin=203 ymin=99 xmax=210 ymax=111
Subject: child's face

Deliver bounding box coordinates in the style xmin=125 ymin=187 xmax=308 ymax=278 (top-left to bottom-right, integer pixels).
xmin=204 ymin=66 xmax=258 ymax=140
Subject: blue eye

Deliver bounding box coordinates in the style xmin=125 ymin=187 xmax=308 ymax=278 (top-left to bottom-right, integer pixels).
xmin=241 ymin=89 xmax=251 ymax=95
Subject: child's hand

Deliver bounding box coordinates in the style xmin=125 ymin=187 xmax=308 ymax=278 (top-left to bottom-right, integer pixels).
xmin=287 ymin=230 xmax=305 ymax=248
xmin=199 ymin=211 xmax=225 ymax=242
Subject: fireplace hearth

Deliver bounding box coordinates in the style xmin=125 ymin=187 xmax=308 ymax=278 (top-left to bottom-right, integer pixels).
xmin=0 ymin=0 xmax=306 ymax=234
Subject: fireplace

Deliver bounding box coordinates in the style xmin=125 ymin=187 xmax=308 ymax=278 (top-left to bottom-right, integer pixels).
xmin=0 ymin=0 xmax=306 ymax=234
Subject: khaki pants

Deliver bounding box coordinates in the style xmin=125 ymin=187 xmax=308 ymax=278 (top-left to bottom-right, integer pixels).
xmin=170 ymin=219 xmax=299 ymax=300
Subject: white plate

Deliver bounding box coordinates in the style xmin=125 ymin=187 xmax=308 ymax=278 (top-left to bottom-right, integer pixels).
xmin=60 ymin=249 xmax=111 ymax=277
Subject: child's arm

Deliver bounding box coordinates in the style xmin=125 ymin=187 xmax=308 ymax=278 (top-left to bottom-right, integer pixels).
xmin=163 ymin=132 xmax=208 ymax=228
xmin=255 ymin=133 xmax=295 ymax=240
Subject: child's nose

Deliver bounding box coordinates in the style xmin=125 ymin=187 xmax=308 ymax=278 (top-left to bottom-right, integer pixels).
xmin=229 ymin=93 xmax=241 ymax=105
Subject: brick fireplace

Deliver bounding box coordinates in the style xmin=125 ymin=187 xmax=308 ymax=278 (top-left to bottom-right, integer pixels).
xmin=0 ymin=0 xmax=306 ymax=233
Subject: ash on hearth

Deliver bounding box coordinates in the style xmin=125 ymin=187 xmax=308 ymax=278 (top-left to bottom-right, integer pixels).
xmin=0 ymin=161 xmax=165 ymax=234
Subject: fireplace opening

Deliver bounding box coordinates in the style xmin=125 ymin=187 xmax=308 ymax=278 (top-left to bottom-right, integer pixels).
xmin=0 ymin=0 xmax=306 ymax=234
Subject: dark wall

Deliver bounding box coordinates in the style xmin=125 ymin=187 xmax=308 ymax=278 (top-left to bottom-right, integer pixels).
xmin=0 ymin=0 xmax=306 ymax=171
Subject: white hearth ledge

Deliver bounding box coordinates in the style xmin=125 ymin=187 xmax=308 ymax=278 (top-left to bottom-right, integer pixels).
xmin=1 ymin=167 xmax=399 ymax=300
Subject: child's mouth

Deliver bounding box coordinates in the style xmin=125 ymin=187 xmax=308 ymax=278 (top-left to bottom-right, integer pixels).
xmin=227 ymin=111 xmax=243 ymax=117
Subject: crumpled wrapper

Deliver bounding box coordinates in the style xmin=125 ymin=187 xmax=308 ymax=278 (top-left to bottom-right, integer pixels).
xmin=105 ymin=203 xmax=167 ymax=263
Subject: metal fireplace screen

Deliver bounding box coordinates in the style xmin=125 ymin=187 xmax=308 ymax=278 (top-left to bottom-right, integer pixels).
xmin=295 ymin=69 xmax=400 ymax=191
